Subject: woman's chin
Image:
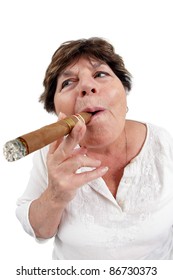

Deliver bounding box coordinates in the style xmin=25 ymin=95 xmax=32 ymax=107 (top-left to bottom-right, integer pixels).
xmin=81 ymin=127 xmax=117 ymax=149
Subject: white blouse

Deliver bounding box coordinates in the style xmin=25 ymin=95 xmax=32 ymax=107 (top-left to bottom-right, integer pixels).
xmin=16 ymin=123 xmax=173 ymax=259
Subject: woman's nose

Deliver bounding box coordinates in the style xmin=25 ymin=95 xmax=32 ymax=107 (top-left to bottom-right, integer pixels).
xmin=78 ymin=78 xmax=97 ymax=97
xmin=81 ymin=87 xmax=96 ymax=96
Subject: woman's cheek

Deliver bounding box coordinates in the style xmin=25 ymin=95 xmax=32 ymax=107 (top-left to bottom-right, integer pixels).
xmin=54 ymin=93 xmax=61 ymax=114
xmin=54 ymin=93 xmax=75 ymax=116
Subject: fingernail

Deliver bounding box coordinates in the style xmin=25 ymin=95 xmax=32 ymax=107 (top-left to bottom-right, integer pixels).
xmin=59 ymin=112 xmax=67 ymax=120
xmin=95 ymin=159 xmax=101 ymax=166
xmin=100 ymin=166 xmax=109 ymax=173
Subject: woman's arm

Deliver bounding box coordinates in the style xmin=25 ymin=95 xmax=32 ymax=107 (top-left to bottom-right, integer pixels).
xmin=27 ymin=120 xmax=108 ymax=239
xmin=29 ymin=188 xmax=66 ymax=238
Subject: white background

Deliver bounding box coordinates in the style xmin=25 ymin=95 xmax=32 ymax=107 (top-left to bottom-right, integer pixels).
xmin=0 ymin=0 xmax=173 ymax=278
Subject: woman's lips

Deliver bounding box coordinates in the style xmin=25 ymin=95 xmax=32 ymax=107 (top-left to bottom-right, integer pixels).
xmin=77 ymin=107 xmax=106 ymax=125
xmin=82 ymin=107 xmax=105 ymax=114
xmin=87 ymin=109 xmax=106 ymax=125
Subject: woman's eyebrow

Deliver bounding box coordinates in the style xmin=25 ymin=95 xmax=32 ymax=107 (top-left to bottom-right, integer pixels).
xmin=59 ymin=70 xmax=74 ymax=78
xmin=59 ymin=62 xmax=105 ymax=79
xmin=92 ymin=62 xmax=104 ymax=68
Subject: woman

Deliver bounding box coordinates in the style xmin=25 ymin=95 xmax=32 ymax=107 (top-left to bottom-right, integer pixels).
xmin=16 ymin=37 xmax=173 ymax=259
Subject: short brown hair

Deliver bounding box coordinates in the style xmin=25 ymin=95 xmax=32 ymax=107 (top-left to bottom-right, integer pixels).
xmin=39 ymin=37 xmax=132 ymax=113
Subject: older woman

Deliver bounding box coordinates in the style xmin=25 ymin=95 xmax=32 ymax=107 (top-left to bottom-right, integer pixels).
xmin=16 ymin=37 xmax=173 ymax=259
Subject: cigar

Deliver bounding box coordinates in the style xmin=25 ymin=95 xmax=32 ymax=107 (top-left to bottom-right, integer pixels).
xmin=3 ymin=112 xmax=92 ymax=162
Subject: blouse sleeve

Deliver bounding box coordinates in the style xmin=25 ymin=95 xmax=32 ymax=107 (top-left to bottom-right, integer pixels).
xmin=157 ymin=127 xmax=173 ymax=205
xmin=15 ymin=146 xmax=49 ymax=239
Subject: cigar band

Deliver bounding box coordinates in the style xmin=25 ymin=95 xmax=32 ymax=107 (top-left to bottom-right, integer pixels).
xmin=75 ymin=113 xmax=85 ymax=123
xmin=64 ymin=118 xmax=76 ymax=131
xmin=72 ymin=114 xmax=81 ymax=122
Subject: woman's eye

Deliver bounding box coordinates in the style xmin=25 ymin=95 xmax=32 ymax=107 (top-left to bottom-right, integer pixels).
xmin=61 ymin=79 xmax=73 ymax=89
xmin=94 ymin=71 xmax=108 ymax=78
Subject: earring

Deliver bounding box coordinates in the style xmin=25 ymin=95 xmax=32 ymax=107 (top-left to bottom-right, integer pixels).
xmin=126 ymin=106 xmax=129 ymax=113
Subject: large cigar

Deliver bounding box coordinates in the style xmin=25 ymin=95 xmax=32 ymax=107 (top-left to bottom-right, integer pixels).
xmin=3 ymin=112 xmax=92 ymax=162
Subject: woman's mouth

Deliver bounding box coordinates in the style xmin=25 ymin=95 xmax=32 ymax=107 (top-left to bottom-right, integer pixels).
xmin=90 ymin=110 xmax=103 ymax=116
xmin=81 ymin=107 xmax=106 ymax=124
xmin=83 ymin=107 xmax=105 ymax=114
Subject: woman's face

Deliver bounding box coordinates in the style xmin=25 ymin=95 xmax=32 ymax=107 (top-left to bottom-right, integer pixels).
xmin=54 ymin=56 xmax=127 ymax=149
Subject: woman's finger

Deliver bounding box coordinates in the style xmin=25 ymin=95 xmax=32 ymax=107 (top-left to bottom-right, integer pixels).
xmin=52 ymin=120 xmax=86 ymax=163
xmin=48 ymin=112 xmax=67 ymax=155
xmin=48 ymin=137 xmax=64 ymax=154
xmin=74 ymin=166 xmax=109 ymax=187
xmin=60 ymin=154 xmax=101 ymax=174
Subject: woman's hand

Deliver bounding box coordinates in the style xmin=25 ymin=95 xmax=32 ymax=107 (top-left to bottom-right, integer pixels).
xmin=46 ymin=113 xmax=108 ymax=205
